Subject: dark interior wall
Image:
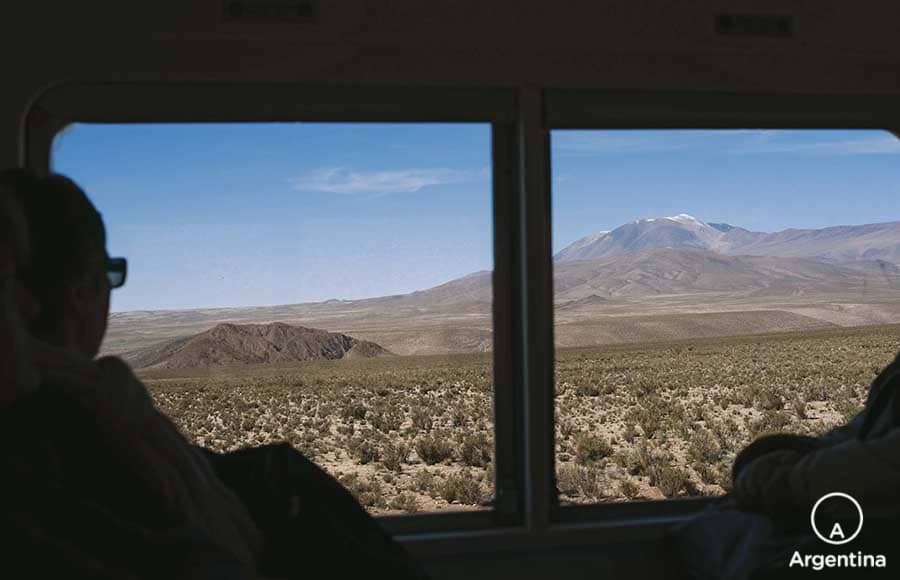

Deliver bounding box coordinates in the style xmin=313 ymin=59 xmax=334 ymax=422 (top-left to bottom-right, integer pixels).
xmin=2 ymin=2 xmax=899 ymax=577
xmin=3 ymin=0 xmax=900 ymax=165
xmin=422 ymin=540 xmax=675 ymax=580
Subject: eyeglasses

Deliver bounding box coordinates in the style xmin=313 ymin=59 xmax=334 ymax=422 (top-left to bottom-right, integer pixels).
xmin=106 ymin=257 xmax=127 ymax=289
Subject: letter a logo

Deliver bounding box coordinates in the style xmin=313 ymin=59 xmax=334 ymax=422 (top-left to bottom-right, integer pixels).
xmin=811 ymin=492 xmax=864 ymax=546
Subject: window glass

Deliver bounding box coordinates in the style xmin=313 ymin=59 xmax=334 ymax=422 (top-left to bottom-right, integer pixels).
xmin=54 ymin=122 xmax=495 ymax=515
xmin=551 ymin=129 xmax=900 ymax=503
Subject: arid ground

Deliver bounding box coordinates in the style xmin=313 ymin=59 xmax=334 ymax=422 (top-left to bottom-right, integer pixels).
xmin=144 ymin=323 xmax=900 ymax=514
xmin=122 ymin=219 xmax=900 ymax=514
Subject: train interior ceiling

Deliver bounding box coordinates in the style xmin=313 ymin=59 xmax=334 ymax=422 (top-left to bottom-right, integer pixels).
xmin=5 ymin=1 xmax=900 ymax=579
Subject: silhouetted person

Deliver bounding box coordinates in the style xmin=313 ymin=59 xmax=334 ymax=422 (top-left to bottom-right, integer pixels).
xmin=0 ymin=182 xmax=39 ymax=401
xmin=0 ymin=171 xmax=265 ymax=579
xmin=2 ymin=169 xmax=429 ymax=580
xmin=670 ymin=349 xmax=900 ymax=578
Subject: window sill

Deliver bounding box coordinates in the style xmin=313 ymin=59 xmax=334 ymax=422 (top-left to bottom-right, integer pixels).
xmin=396 ymin=497 xmax=716 ymax=558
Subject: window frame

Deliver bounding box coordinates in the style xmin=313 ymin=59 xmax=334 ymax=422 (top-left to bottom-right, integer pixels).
xmin=544 ymin=89 xmax=900 ymax=526
xmin=25 ymin=83 xmax=900 ymax=554
xmin=26 ymin=82 xmax=520 ymax=537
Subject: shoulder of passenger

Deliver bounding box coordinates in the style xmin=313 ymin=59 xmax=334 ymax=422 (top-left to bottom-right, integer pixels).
xmin=95 ymin=355 xmax=136 ymax=378
xmin=93 ymin=356 xmax=158 ymax=412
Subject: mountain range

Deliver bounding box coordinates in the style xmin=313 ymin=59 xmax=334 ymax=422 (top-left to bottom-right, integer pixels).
xmin=554 ymin=214 xmax=900 ymax=264
xmin=398 ymin=215 xmax=900 ymax=306
xmin=106 ymin=214 xmax=900 ymax=360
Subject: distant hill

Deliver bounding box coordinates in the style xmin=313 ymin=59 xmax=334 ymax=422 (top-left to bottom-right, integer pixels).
xmin=102 ymin=213 xmax=900 ymax=359
xmin=395 ymin=247 xmax=899 ymax=305
xmin=555 ymin=214 xmax=726 ymax=261
xmin=552 ymin=249 xmax=899 ymax=301
xmin=555 ymin=214 xmax=900 ymax=264
xmin=125 ymin=322 xmax=391 ymax=369
xmin=400 ymin=269 xmax=493 ymax=307
xmin=718 ymin=221 xmax=900 ymax=264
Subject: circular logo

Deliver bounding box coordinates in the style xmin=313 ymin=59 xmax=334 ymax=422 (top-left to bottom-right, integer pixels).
xmin=810 ymin=492 xmax=864 ymax=546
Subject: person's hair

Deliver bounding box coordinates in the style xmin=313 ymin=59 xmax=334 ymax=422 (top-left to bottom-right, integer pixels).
xmin=0 ymin=169 xmax=106 ymax=335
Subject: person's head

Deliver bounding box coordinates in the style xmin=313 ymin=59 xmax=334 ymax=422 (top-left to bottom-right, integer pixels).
xmin=0 ymin=169 xmax=121 ymax=358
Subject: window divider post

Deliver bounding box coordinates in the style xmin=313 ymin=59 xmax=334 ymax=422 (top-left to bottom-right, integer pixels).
xmin=517 ymin=88 xmax=557 ymax=531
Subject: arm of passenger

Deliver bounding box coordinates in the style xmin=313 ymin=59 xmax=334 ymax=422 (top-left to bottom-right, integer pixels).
xmin=731 ymin=408 xmax=867 ymax=481
xmin=817 ymin=410 xmax=866 ymax=446
xmin=734 ymin=427 xmax=900 ymax=517
xmin=789 ymin=426 xmax=900 ymax=515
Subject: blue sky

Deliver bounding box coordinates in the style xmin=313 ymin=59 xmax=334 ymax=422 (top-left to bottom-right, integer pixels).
xmin=54 ymin=126 xmax=900 ymax=312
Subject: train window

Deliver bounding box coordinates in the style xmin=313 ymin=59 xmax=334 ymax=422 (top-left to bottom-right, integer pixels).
xmin=53 ymin=122 xmax=496 ymax=517
xmin=550 ymin=129 xmax=900 ymax=506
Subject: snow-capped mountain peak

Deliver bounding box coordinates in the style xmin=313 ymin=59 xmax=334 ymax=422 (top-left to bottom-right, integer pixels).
xmin=666 ymin=213 xmax=703 ymax=224
xmin=555 ymin=213 xmax=900 ymax=264
xmin=556 ymin=213 xmax=720 ymax=261
xmin=634 ymin=213 xmax=705 ymax=226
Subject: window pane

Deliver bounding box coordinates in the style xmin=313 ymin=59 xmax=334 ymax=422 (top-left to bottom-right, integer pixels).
xmin=54 ymin=122 xmax=494 ymax=515
xmin=551 ymin=129 xmax=900 ymax=503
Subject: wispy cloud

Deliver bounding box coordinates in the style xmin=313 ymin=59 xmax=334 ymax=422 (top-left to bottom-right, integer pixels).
xmin=553 ymin=129 xmax=900 ymax=156
xmin=553 ymin=130 xmax=767 ymax=154
xmin=739 ymin=133 xmax=900 ymax=155
xmin=290 ymin=167 xmax=486 ymax=195
xmin=553 ymin=132 xmax=687 ymax=154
